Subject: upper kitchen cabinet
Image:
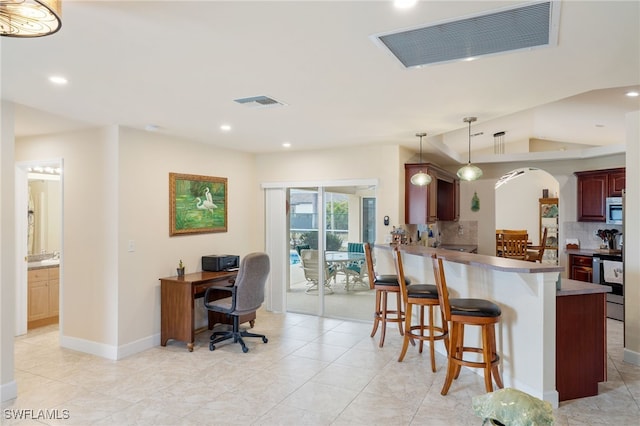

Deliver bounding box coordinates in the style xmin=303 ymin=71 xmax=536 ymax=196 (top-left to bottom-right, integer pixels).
xmin=575 ymin=167 xmax=625 ymax=222
xmin=405 ymin=163 xmax=459 ymax=224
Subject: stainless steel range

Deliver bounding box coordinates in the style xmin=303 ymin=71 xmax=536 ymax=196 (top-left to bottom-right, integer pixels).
xmin=592 ymin=253 xmax=623 ymax=321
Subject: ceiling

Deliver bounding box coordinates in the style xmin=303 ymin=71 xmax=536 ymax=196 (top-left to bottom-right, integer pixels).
xmin=2 ymin=1 xmax=639 ymax=166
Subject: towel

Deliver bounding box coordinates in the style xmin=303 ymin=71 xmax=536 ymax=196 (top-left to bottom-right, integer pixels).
xmin=603 ymin=260 xmax=623 ymax=285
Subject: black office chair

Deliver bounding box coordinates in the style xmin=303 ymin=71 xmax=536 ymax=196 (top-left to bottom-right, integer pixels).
xmin=204 ymin=252 xmax=270 ymax=353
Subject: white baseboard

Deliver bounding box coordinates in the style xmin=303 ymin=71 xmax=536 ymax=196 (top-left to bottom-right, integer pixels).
xmin=623 ymin=347 xmax=640 ymax=366
xmin=60 ymin=333 xmax=160 ymax=361
xmin=1 ymin=379 xmax=17 ymax=402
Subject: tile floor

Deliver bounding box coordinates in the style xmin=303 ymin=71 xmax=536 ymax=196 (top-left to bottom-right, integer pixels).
xmin=3 ymin=314 xmax=640 ymax=425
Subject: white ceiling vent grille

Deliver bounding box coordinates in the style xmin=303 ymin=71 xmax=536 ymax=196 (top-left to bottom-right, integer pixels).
xmin=373 ymin=1 xmax=558 ymax=68
xmin=233 ymin=95 xmax=287 ymax=108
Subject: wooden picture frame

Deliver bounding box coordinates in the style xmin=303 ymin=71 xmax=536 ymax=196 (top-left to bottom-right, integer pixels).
xmin=169 ymin=173 xmax=227 ymax=235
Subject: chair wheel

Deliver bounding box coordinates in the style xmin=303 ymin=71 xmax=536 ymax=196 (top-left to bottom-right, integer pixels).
xmin=242 ymin=346 xmax=249 ymax=353
xmin=209 ymin=342 xmax=215 ymax=351
xmin=262 ymin=337 xmax=268 ymax=343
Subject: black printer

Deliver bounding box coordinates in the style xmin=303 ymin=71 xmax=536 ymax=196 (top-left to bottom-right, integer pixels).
xmin=202 ymin=254 xmax=240 ymax=272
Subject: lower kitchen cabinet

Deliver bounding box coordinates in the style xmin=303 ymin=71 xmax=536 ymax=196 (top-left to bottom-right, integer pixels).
xmin=569 ymin=254 xmax=593 ymax=283
xmin=28 ymin=266 xmax=59 ymax=329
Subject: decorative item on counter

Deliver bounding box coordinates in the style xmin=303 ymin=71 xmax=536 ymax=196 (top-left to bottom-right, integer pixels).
xmin=177 ymin=259 xmax=185 ymax=277
xmin=596 ymin=229 xmax=619 ymax=250
xmin=565 ymin=238 xmax=579 ymax=250
xmin=471 ymin=191 xmax=480 ymax=212
xmin=542 ymin=188 xmax=549 ymax=198
xmin=390 ymin=226 xmax=408 ymax=245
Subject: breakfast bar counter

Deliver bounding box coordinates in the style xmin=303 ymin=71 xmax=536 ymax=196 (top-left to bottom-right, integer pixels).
xmin=375 ymin=244 xmax=566 ymax=406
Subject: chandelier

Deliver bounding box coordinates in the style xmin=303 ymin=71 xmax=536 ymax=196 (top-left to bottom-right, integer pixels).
xmin=0 ymin=0 xmax=62 ymax=38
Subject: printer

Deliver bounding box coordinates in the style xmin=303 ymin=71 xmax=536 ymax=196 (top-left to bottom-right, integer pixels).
xmin=202 ymin=254 xmax=240 ymax=272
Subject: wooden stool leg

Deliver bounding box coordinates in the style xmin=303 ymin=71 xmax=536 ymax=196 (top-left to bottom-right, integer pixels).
xmin=428 ymin=305 xmax=436 ymax=373
xmin=379 ymin=290 xmax=388 ymax=347
xmin=453 ymin=324 xmax=464 ymax=379
xmin=441 ymin=321 xmax=459 ymax=395
xmin=489 ymin=324 xmax=504 ymax=389
xmin=370 ymin=289 xmax=381 ymax=338
xmin=398 ymin=301 xmax=413 ymax=362
xmin=396 ymin=291 xmax=404 ymax=336
xmin=482 ymin=325 xmax=494 ymax=393
xmin=417 ymin=305 xmax=425 ymax=354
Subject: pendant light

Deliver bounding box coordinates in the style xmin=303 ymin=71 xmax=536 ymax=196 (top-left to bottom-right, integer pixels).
xmin=457 ymin=117 xmax=483 ymax=181
xmin=0 ymin=0 xmax=62 ymax=38
xmin=410 ymin=132 xmax=431 ymax=186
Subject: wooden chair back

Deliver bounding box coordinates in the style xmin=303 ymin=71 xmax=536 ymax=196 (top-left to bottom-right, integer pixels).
xmin=525 ymin=227 xmax=548 ymax=263
xmin=496 ymin=229 xmax=527 ymax=256
xmin=391 ymin=247 xmax=409 ymax=306
xmin=364 ymin=243 xmax=376 ymax=290
xmin=500 ymin=232 xmax=529 ymax=260
xmin=431 ymin=254 xmax=451 ymax=322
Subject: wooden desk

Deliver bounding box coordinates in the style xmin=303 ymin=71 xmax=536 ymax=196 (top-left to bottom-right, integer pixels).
xmin=160 ymin=270 xmax=256 ymax=351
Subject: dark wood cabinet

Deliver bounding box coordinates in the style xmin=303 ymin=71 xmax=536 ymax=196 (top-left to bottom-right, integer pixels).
xmin=405 ymin=163 xmax=459 ymax=224
xmin=575 ymin=168 xmax=625 ymax=222
xmin=569 ymin=254 xmax=593 ymax=283
xmin=556 ymin=292 xmax=607 ymax=401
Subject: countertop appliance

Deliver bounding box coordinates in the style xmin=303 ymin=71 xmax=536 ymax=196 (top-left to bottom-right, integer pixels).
xmin=592 ymin=252 xmax=623 ymax=321
xmin=202 ymin=254 xmax=239 ymax=272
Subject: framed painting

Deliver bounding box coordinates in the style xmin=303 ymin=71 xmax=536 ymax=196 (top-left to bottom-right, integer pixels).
xmin=169 ymin=173 xmax=227 ymax=235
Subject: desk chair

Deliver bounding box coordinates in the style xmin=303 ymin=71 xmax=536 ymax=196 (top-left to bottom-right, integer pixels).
xmin=204 ymin=252 xmax=270 ymax=353
xmin=392 ymin=247 xmax=448 ymax=372
xmin=364 ymin=243 xmax=409 ymax=347
xmin=432 ymin=254 xmax=503 ymax=394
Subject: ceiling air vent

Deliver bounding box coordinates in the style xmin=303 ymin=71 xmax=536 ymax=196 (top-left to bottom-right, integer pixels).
xmin=372 ymin=1 xmax=559 ymax=68
xmin=233 ymin=95 xmax=287 ymax=108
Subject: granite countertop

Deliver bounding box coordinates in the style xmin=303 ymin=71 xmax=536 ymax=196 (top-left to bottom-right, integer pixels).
xmin=378 ymin=244 xmax=564 ymax=274
xmin=557 ymin=278 xmax=611 ymax=296
xmin=438 ymin=244 xmax=478 ymax=253
xmin=565 ymin=248 xmax=622 ymax=258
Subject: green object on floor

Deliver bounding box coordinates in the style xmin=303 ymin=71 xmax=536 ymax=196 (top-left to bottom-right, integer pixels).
xmin=472 ymin=388 xmax=554 ymax=426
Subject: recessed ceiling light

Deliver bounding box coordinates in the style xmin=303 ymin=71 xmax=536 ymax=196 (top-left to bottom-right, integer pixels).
xmin=49 ymin=75 xmax=68 ymax=85
xmin=282 ymin=142 xmax=291 ymax=148
xmin=394 ymin=0 xmax=417 ymax=9
xmin=595 ymin=124 xmax=605 ymax=128
xmin=626 ymin=91 xmax=639 ymax=97
xmin=144 ymin=124 xmax=160 ymax=132
xmin=220 ymin=124 xmax=231 ymax=132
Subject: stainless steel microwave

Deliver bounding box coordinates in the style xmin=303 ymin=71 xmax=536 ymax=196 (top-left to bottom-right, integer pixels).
xmin=606 ymin=197 xmax=623 ymax=225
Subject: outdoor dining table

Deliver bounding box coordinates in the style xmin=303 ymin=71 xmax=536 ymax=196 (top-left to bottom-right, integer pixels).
xmin=325 ymin=251 xmax=366 ymax=289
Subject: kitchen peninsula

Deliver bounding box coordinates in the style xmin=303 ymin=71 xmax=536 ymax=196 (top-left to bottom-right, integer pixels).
xmin=374 ymin=244 xmax=606 ymax=408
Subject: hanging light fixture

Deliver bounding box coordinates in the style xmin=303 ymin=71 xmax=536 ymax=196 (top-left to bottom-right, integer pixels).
xmin=457 ymin=117 xmax=483 ymax=181
xmin=0 ymin=0 xmax=62 ymax=38
xmin=410 ymin=132 xmax=432 ymax=186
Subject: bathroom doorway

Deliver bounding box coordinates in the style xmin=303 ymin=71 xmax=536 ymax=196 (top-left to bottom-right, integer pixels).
xmin=15 ymin=159 xmax=63 ymax=335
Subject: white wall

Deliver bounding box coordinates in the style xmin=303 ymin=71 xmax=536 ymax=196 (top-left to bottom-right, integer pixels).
xmin=14 ymin=126 xmax=261 ymax=358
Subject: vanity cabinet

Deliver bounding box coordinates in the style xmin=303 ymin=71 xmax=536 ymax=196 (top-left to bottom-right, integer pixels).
xmin=28 ymin=266 xmax=59 ymax=328
xmin=575 ymin=168 xmax=625 ymax=222
xmin=405 ymin=163 xmax=459 ymax=224
xmin=569 ymin=254 xmax=593 ymax=283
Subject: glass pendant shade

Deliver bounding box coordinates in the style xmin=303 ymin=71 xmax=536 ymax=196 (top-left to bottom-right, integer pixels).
xmin=457 ymin=116 xmax=483 ymax=181
xmin=411 ymin=171 xmax=431 ymax=186
xmin=0 ymin=0 xmax=62 ymax=38
xmin=457 ymin=163 xmax=483 ymax=181
xmin=411 ymin=132 xmax=432 ymax=186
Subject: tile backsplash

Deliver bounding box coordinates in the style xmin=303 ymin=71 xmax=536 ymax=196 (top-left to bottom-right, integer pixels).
xmin=563 ymin=221 xmax=623 ymax=249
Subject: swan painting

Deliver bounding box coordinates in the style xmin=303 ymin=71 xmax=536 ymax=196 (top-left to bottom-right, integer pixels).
xmin=195 ymin=196 xmax=216 ymax=213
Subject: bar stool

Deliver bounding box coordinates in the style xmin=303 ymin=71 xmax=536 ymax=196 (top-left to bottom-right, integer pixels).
xmin=364 ymin=243 xmax=409 ymax=347
xmin=431 ymin=254 xmax=503 ymax=394
xmin=392 ymin=247 xmax=448 ymax=372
